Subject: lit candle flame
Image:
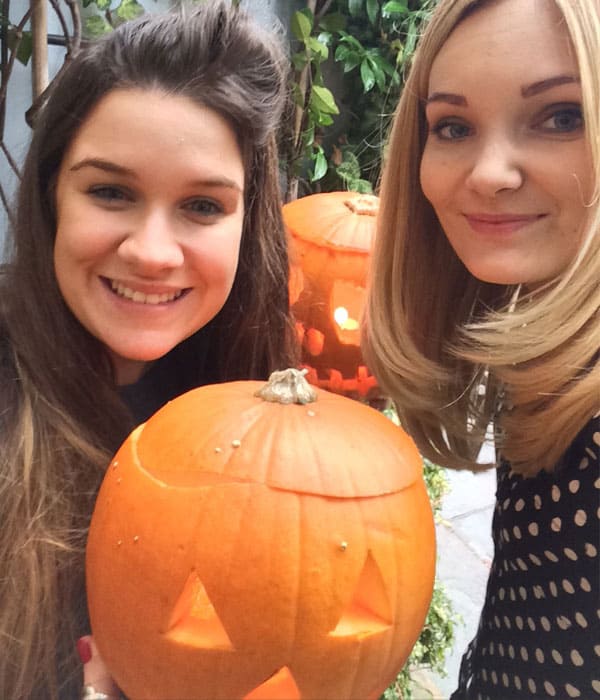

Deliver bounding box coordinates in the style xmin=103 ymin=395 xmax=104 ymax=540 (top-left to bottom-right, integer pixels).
xmin=333 ymin=306 xmax=359 ymax=331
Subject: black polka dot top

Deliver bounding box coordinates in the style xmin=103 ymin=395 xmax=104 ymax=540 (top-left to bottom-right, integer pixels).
xmin=451 ymin=414 xmax=600 ymax=700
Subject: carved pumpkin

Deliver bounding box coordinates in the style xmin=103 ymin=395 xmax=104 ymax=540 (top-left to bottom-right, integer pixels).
xmin=284 ymin=192 xmax=379 ymax=398
xmin=86 ymin=369 xmax=435 ymax=700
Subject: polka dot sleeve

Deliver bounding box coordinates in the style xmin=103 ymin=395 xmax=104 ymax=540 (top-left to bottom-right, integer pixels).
xmin=450 ymin=415 xmax=600 ymax=700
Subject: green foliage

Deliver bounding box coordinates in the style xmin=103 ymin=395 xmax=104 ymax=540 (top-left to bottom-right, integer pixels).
xmin=381 ymin=404 xmax=458 ymax=699
xmin=7 ymin=27 xmax=33 ymax=65
xmin=288 ymin=0 xmax=437 ymax=196
xmin=82 ymin=0 xmax=146 ymax=37
xmin=288 ymin=7 xmax=341 ymax=186
xmin=1 ymin=6 xmax=33 ymax=66
xmin=381 ymin=583 xmax=458 ymax=699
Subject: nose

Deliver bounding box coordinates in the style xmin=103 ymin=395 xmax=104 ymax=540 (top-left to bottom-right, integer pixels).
xmin=465 ymin=135 xmax=524 ymax=197
xmin=118 ymin=209 xmax=184 ymax=274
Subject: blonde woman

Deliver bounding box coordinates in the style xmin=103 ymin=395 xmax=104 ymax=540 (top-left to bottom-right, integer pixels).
xmin=364 ymin=0 xmax=599 ymax=698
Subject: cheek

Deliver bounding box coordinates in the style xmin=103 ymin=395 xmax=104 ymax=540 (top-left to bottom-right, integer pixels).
xmin=192 ymin=228 xmax=243 ymax=291
xmin=419 ymin=149 xmax=443 ymax=208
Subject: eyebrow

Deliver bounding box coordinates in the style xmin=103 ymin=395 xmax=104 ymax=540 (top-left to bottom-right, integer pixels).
xmin=521 ymin=74 xmax=579 ymax=97
xmin=70 ymin=158 xmax=134 ymax=176
xmin=69 ymin=157 xmax=243 ymax=191
xmin=425 ymin=74 xmax=580 ymax=107
xmin=425 ymin=92 xmax=467 ymax=107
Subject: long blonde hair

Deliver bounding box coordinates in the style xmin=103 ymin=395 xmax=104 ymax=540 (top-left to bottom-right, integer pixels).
xmin=364 ymin=0 xmax=600 ymax=476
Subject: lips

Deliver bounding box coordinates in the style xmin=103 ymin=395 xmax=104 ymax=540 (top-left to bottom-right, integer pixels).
xmin=104 ymin=277 xmax=187 ymax=305
xmin=465 ymin=213 xmax=546 ymax=235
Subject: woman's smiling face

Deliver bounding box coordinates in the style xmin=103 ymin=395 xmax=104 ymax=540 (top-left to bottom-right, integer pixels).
xmin=419 ymin=0 xmax=593 ymax=286
xmin=54 ymin=88 xmax=245 ymax=384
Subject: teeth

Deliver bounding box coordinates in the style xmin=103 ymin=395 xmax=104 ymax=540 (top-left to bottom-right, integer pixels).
xmin=110 ymin=280 xmax=183 ymax=305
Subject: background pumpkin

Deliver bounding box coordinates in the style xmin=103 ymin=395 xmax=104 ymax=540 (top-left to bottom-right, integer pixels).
xmin=86 ymin=369 xmax=435 ymax=700
xmin=284 ymin=192 xmax=379 ymax=398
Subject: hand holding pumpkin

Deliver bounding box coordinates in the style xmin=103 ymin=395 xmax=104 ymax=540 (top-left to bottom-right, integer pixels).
xmin=86 ymin=369 xmax=436 ymax=700
xmin=79 ymin=636 xmax=121 ymax=699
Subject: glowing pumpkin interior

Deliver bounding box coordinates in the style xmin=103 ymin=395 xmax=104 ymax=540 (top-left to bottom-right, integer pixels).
xmin=284 ymin=192 xmax=379 ymax=397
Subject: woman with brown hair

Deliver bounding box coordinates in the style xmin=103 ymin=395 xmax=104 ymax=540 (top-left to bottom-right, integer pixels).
xmin=0 ymin=2 xmax=297 ymax=697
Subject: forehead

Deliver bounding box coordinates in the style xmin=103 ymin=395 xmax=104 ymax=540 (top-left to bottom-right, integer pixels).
xmin=428 ymin=0 xmax=577 ymax=91
xmin=60 ymin=88 xmax=245 ymax=186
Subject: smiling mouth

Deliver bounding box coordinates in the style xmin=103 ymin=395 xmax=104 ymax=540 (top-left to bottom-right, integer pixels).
xmin=106 ymin=278 xmax=187 ymax=305
xmin=464 ymin=213 xmax=546 ymax=234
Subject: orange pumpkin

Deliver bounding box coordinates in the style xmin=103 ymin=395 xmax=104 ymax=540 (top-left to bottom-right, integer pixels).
xmin=284 ymin=192 xmax=379 ymax=398
xmin=86 ymin=369 xmax=435 ymax=700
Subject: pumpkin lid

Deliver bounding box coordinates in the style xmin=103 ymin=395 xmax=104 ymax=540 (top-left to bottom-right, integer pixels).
xmin=133 ymin=372 xmax=422 ymax=499
xmin=283 ymin=191 xmax=378 ymax=253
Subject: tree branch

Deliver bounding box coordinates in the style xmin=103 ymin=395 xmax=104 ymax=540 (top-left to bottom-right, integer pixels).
xmin=31 ymin=0 xmax=49 ymax=99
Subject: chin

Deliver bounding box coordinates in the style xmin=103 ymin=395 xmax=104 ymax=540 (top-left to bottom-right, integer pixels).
xmin=464 ymin=263 xmax=533 ymax=286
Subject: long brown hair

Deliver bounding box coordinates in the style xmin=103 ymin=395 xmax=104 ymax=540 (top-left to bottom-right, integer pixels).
xmin=0 ymin=2 xmax=297 ymax=697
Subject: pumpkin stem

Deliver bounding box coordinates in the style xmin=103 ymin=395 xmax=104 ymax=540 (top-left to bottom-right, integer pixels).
xmin=343 ymin=194 xmax=378 ymax=217
xmin=255 ymin=368 xmax=317 ymax=405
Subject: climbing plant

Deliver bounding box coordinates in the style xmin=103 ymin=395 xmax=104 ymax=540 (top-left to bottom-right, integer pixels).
xmin=284 ymin=0 xmax=438 ymax=199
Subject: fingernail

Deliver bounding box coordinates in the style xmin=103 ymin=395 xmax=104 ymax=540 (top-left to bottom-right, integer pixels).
xmin=76 ymin=637 xmax=92 ymax=664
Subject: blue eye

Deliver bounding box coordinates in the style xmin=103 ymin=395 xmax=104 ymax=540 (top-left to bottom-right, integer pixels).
xmin=431 ymin=120 xmax=471 ymax=141
xmin=88 ymin=186 xmax=129 ymax=202
xmin=184 ymin=199 xmax=223 ymax=217
xmin=538 ymin=106 xmax=583 ymax=133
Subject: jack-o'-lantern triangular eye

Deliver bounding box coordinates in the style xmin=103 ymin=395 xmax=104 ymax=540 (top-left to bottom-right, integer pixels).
xmin=243 ymin=666 xmax=301 ymax=700
xmin=166 ymin=571 xmax=234 ymax=650
xmin=329 ymin=551 xmax=392 ymax=638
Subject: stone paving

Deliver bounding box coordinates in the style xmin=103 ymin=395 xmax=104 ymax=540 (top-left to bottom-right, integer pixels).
xmin=415 ymin=446 xmax=497 ymax=699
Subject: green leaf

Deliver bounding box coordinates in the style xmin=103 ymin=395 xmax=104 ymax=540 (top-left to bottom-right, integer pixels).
xmin=311 ymin=148 xmax=328 ymax=182
xmin=318 ymin=12 xmax=346 ymax=33
xmin=7 ymin=28 xmax=33 ymax=66
xmin=316 ymin=31 xmax=332 ymax=46
xmin=307 ymin=36 xmax=328 ymax=60
xmin=337 ymin=31 xmax=364 ymax=51
xmin=382 ymin=0 xmax=409 ymax=18
xmin=348 ymin=0 xmax=363 ymax=17
xmin=303 ymin=125 xmax=315 ymax=148
xmin=84 ymin=14 xmax=113 ymax=37
xmin=367 ymin=56 xmax=387 ymax=91
xmin=310 ymin=85 xmax=339 ymax=115
xmin=291 ymin=10 xmax=312 ymax=41
xmin=352 ymin=178 xmax=373 ymax=194
xmin=366 ymin=0 xmax=379 ymax=25
xmin=336 ymin=159 xmax=360 ymax=183
xmin=81 ymin=0 xmax=97 ymax=7
xmin=94 ymin=0 xmax=113 ymax=10
xmin=342 ymin=53 xmax=361 ymax=73
xmin=319 ymin=113 xmax=334 ymax=126
xmin=405 ymin=17 xmax=418 ymax=56
xmin=334 ymin=45 xmax=351 ymax=62
xmin=360 ymin=60 xmax=375 ymax=92
xmin=116 ymin=0 xmax=144 ymax=21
